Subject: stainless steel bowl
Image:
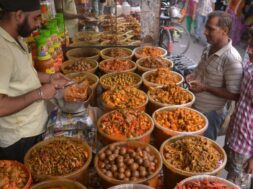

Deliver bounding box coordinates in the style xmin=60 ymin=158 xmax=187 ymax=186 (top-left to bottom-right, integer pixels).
xmin=53 ymin=87 xmax=93 ymax=114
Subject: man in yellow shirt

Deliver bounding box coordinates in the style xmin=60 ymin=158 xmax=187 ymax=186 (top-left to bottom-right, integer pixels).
xmin=0 ymin=0 xmax=68 ymax=162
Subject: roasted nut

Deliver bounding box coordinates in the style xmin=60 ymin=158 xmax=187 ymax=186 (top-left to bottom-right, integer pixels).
xmin=97 ymin=144 xmax=158 ymax=181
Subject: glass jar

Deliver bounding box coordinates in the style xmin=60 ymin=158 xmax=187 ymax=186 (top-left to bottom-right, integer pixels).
xmin=35 ymin=54 xmax=55 ymax=74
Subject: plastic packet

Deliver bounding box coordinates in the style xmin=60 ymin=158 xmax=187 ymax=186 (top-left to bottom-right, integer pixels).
xmin=64 ymin=80 xmax=89 ymax=102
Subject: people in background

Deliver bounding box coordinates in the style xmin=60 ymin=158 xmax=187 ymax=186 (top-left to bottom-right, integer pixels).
xmin=243 ymin=0 xmax=253 ymax=27
xmin=193 ymin=0 xmax=216 ymax=44
xmin=215 ymin=0 xmax=227 ymax=11
xmin=186 ymin=11 xmax=243 ymax=140
xmin=226 ymin=0 xmax=245 ymax=45
xmin=103 ymin=0 xmax=115 ymax=15
xmin=182 ymin=0 xmax=197 ymax=35
xmin=225 ymin=29 xmax=253 ymax=185
xmin=55 ymin=0 xmax=90 ymax=38
xmin=91 ymin=0 xmax=105 ymax=16
xmin=0 ymin=0 xmax=69 ymax=162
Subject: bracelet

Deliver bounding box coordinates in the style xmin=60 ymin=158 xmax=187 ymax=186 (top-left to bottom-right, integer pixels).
xmin=38 ymin=88 xmax=43 ymax=100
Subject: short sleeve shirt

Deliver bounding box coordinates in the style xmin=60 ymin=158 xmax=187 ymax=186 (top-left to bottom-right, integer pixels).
xmin=0 ymin=27 xmax=48 ymax=147
xmin=193 ymin=40 xmax=243 ymax=113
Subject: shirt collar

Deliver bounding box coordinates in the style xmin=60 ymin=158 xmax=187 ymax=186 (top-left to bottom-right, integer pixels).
xmin=0 ymin=26 xmax=17 ymax=43
xmin=213 ymin=39 xmax=232 ymax=57
xmin=0 ymin=26 xmax=28 ymax=53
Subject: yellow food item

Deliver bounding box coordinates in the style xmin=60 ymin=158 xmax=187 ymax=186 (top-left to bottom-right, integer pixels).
xmin=146 ymin=68 xmax=181 ymax=85
xmin=137 ymin=47 xmax=164 ymax=57
xmin=101 ymin=72 xmax=140 ymax=88
xmin=102 ymin=86 xmax=147 ymax=109
xmin=140 ymin=57 xmax=172 ymax=69
xmin=155 ymin=108 xmax=205 ymax=132
xmin=149 ymin=84 xmax=193 ymax=105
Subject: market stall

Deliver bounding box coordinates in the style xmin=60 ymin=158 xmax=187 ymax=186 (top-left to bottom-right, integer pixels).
xmin=0 ymin=0 xmax=245 ymax=189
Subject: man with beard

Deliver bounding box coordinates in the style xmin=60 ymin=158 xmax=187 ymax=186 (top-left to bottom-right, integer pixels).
xmin=0 ymin=0 xmax=69 ymax=162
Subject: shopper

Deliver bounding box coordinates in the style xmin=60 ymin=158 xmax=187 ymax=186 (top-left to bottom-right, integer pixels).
xmin=91 ymin=0 xmax=105 ymax=16
xmin=186 ymin=11 xmax=243 ymax=140
xmin=55 ymin=0 xmax=94 ymax=38
xmin=182 ymin=0 xmax=197 ymax=35
xmin=244 ymin=0 xmax=253 ymax=27
xmin=215 ymin=0 xmax=227 ymax=11
xmin=225 ymin=29 xmax=253 ymax=184
xmin=226 ymin=0 xmax=245 ymax=45
xmin=193 ymin=0 xmax=216 ymax=44
xmin=0 ymin=0 xmax=69 ymax=162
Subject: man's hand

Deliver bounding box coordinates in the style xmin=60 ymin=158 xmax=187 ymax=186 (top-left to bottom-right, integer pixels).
xmin=50 ymin=73 xmax=70 ymax=89
xmin=185 ymin=73 xmax=196 ymax=83
xmin=246 ymin=158 xmax=253 ymax=174
xmin=39 ymin=83 xmax=57 ymax=100
xmin=189 ymin=80 xmax=206 ymax=93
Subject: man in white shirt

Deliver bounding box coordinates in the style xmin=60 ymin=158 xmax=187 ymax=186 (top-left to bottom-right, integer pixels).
xmin=193 ymin=0 xmax=216 ymax=43
xmin=0 ymin=0 xmax=69 ymax=162
xmin=186 ymin=11 xmax=243 ymax=140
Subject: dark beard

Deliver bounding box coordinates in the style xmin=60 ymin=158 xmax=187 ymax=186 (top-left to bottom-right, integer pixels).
xmin=17 ymin=17 xmax=35 ymax=37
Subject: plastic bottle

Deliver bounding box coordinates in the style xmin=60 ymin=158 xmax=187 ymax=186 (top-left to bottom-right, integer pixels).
xmin=55 ymin=14 xmax=66 ymax=46
xmin=122 ymin=1 xmax=131 ymax=16
xmin=40 ymin=0 xmax=52 ymax=23
xmin=36 ymin=54 xmax=55 ymax=74
xmin=35 ymin=36 xmax=48 ymax=57
xmin=35 ymin=36 xmax=55 ymax=74
xmin=116 ymin=3 xmax=122 ymax=16
xmin=41 ymin=29 xmax=57 ymax=65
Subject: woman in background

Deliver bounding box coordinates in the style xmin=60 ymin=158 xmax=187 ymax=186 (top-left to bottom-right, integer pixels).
xmin=182 ymin=0 xmax=197 ymax=35
xmin=226 ymin=0 xmax=245 ymax=45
